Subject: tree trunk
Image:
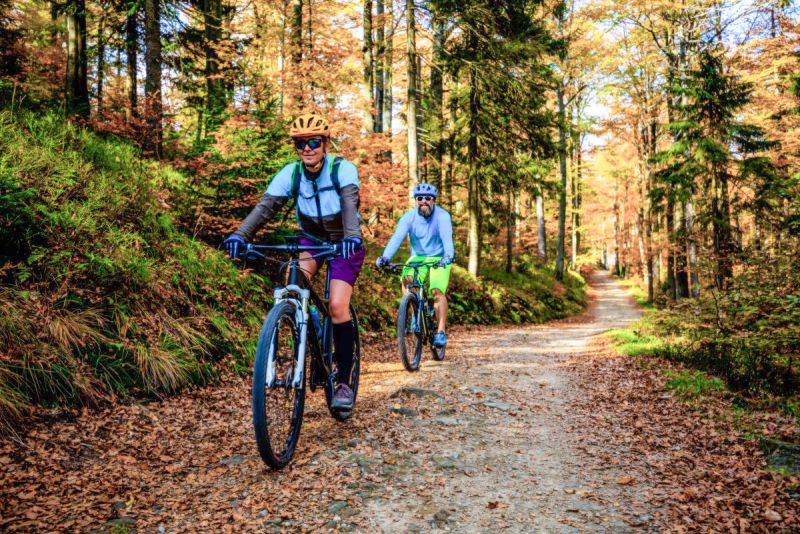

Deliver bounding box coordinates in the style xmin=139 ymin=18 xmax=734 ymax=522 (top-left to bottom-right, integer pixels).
xmin=685 ymin=197 xmax=698 ymax=297
xmin=514 ymin=193 xmax=521 ymax=247
xmin=645 ymin=118 xmax=656 ymax=302
xmin=445 ymin=74 xmax=458 ymax=211
xmin=382 ymin=0 xmax=393 ymax=155
xmin=506 ymin=188 xmax=513 ymax=273
xmin=536 ymin=188 xmax=546 ymax=260
xmin=555 ymin=82 xmax=568 ymax=280
xmin=65 ymin=0 xmax=89 ymax=117
xmin=277 ymin=0 xmax=288 ymax=115
xmin=406 ymin=0 xmax=418 ymax=191
xmin=95 ymin=8 xmax=106 ymax=109
xmin=570 ymin=128 xmax=582 ymax=270
xmin=204 ymin=0 xmax=225 ymax=132
xmin=144 ymin=0 xmax=162 ymax=157
xmin=467 ymin=30 xmax=480 ymax=277
xmin=431 ymin=15 xmax=445 ymax=197
xmin=290 ymin=0 xmax=303 ymax=108
xmin=712 ymin=165 xmax=734 ymax=290
xmin=375 ymin=0 xmax=385 ymax=132
xmin=362 ymin=0 xmax=374 ymax=133
xmin=126 ymin=0 xmax=138 ymax=119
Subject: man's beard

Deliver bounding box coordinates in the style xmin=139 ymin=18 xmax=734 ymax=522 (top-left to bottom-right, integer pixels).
xmin=418 ymin=204 xmax=433 ymax=217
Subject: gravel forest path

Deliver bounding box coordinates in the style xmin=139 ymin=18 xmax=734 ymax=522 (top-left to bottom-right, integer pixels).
xmin=3 ymin=271 xmax=798 ymax=533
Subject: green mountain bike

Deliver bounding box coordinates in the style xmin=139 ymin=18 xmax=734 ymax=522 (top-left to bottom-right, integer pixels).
xmin=384 ymin=261 xmax=445 ymax=371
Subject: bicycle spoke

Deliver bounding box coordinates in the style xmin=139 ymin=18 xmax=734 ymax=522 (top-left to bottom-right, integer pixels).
xmin=253 ymin=301 xmax=306 ymax=468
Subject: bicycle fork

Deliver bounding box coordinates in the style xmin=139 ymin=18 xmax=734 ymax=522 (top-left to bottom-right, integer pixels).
xmin=266 ymin=285 xmax=310 ymax=389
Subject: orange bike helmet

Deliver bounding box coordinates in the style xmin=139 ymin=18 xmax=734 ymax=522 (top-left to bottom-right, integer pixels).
xmin=290 ymin=113 xmax=330 ymax=138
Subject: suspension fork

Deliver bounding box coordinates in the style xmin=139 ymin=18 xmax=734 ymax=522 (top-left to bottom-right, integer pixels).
xmin=268 ymin=285 xmax=310 ymax=389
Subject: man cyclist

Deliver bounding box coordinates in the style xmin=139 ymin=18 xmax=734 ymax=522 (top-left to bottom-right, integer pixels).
xmin=376 ymin=183 xmax=454 ymax=348
xmin=224 ymin=113 xmax=364 ymax=411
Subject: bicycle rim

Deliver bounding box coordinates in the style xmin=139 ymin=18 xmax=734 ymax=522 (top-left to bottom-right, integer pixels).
xmin=397 ymin=293 xmax=423 ymax=372
xmin=252 ymin=301 xmax=306 ymax=469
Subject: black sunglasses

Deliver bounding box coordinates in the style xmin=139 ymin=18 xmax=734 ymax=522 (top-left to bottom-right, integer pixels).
xmin=294 ymin=138 xmax=323 ymax=150
xmin=415 ymin=195 xmax=434 ymax=202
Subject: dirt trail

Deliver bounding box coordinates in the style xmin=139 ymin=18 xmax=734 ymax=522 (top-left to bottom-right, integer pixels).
xmin=8 ymin=271 xmax=795 ymax=533
xmin=361 ymin=269 xmax=646 ymax=533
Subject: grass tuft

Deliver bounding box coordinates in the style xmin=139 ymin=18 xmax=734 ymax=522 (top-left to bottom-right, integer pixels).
xmin=47 ymin=308 xmax=110 ymax=353
xmin=134 ymin=345 xmax=190 ymax=393
xmin=664 ymin=369 xmax=727 ymax=402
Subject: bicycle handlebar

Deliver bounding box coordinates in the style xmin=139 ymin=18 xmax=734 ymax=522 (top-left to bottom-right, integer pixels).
xmin=381 ymin=260 xmax=442 ymax=273
xmin=239 ymin=241 xmax=339 ymax=262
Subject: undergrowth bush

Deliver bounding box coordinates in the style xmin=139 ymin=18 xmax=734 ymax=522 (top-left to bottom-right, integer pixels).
xmin=610 ymin=253 xmax=800 ymax=408
xmin=0 ymin=110 xmax=271 ymax=428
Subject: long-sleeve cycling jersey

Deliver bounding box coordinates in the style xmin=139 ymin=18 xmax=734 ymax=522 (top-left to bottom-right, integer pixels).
xmin=234 ymin=155 xmax=361 ymax=242
xmin=381 ymin=206 xmax=455 ymax=260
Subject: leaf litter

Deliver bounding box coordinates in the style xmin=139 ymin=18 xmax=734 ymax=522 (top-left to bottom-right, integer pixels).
xmin=0 ymin=271 xmax=797 ymax=532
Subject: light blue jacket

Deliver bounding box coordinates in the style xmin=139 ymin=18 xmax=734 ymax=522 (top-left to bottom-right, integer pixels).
xmin=382 ymin=206 xmax=455 ymax=260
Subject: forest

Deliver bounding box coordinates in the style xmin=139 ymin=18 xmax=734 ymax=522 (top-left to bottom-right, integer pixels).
xmin=2 ymin=0 xmax=800 ymax=531
xmin=1 ymin=0 xmax=799 ymax=441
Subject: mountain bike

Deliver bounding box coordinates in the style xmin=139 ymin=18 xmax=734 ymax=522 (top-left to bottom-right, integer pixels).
xmin=239 ymin=236 xmax=361 ymax=469
xmin=383 ymin=261 xmax=445 ymax=371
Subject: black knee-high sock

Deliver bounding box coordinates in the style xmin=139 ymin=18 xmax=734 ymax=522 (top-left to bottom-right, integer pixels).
xmin=332 ymin=321 xmax=354 ymax=385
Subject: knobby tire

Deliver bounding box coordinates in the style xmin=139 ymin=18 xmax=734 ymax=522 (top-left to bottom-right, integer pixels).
xmin=252 ymin=300 xmax=306 ymax=469
xmin=398 ymin=292 xmax=423 ymax=372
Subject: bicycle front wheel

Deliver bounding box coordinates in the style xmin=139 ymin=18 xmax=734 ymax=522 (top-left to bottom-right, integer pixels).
xmin=397 ymin=292 xmax=423 ymax=372
xmin=252 ymin=300 xmax=306 ymax=469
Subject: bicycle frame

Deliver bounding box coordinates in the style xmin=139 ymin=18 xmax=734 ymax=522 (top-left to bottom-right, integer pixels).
xmin=399 ymin=261 xmax=441 ymax=341
xmin=244 ymin=242 xmax=337 ymax=391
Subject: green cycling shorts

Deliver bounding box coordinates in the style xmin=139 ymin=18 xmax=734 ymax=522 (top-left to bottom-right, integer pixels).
xmin=400 ymin=256 xmax=452 ymax=294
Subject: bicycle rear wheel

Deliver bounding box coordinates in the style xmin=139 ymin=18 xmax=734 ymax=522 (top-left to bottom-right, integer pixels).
xmin=252 ymin=300 xmax=306 ymax=469
xmin=397 ymin=292 xmax=423 ymax=372
xmin=432 ymin=343 xmax=446 ymax=361
xmin=325 ymin=305 xmax=361 ymax=421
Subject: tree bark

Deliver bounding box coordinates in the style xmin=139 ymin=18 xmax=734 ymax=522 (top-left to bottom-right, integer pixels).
xmin=555 ymin=82 xmax=568 ymax=280
xmin=204 ymin=0 xmax=225 ymax=132
xmin=467 ymin=29 xmax=480 ymax=277
xmin=382 ymin=0 xmax=393 ymax=154
xmin=144 ymin=0 xmax=162 ymax=157
xmin=290 ymin=0 xmax=303 ymax=108
xmin=277 ymin=0 xmax=288 ymax=115
xmin=536 ymin=187 xmax=546 ymax=260
xmin=95 ymin=7 xmax=107 ymax=108
xmin=375 ymin=0 xmax=385 ymax=132
xmin=506 ymin=188 xmax=514 ymax=273
xmin=65 ymin=0 xmax=89 ymax=117
xmin=685 ymin=198 xmax=698 ymax=297
xmin=125 ymin=0 xmax=138 ymax=119
xmin=406 ymin=0 xmax=418 ymax=191
xmin=570 ymin=120 xmax=582 ymax=270
xmin=363 ymin=0 xmax=375 ymax=133
xmin=446 ymin=74 xmax=458 ymax=211
xmin=431 ymin=15 xmax=445 ymax=197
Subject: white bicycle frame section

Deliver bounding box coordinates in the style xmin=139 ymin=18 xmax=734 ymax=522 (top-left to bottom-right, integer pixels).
xmin=265 ymin=284 xmax=310 ymax=389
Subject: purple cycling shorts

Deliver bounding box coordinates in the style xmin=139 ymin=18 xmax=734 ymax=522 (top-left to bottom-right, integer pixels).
xmin=299 ymin=237 xmax=365 ymax=287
